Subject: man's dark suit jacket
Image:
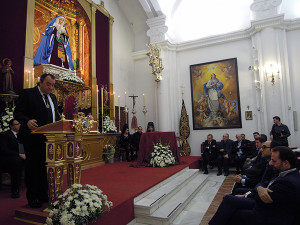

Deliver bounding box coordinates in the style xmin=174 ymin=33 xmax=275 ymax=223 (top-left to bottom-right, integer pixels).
xmin=203 ymin=139 xmax=218 ymax=153
xmin=210 ymin=169 xmax=300 ymax=225
xmin=254 ymin=169 xmax=300 ymax=225
xmin=14 ymin=86 xmax=61 ymax=141
xmin=232 ymin=140 xmax=249 ymax=157
xmin=0 ymin=130 xmax=19 ymax=158
xmin=219 ymin=139 xmax=234 ymax=156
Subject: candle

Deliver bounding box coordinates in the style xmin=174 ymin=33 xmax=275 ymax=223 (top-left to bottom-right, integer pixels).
xmin=32 ymin=68 xmax=35 ymax=86
xmin=101 ymin=86 xmax=104 ymax=116
xmin=96 ymin=85 xmax=99 ymax=119
xmin=125 ymin=92 xmax=127 ymax=105
xmin=118 ymin=96 xmax=120 ymax=123
xmin=113 ymin=92 xmax=115 ymax=119
xmin=143 ymin=93 xmax=145 ymax=105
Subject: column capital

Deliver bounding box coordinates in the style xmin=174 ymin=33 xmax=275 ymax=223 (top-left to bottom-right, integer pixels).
xmin=146 ymin=15 xmax=168 ymax=44
xmin=250 ymin=0 xmax=282 ymax=20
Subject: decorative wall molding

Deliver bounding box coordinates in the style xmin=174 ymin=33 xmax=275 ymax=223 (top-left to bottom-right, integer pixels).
xmin=133 ymin=15 xmax=300 ymax=55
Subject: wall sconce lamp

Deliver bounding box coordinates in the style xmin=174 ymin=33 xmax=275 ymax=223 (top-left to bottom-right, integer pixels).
xmin=146 ymin=44 xmax=164 ymax=82
xmin=265 ymin=64 xmax=280 ymax=85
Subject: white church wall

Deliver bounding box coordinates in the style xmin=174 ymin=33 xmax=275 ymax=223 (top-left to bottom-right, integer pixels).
xmin=131 ymin=57 xmax=157 ymax=132
xmin=177 ymin=39 xmax=258 ymax=156
xmin=103 ymin=0 xmax=136 ymax=120
xmin=286 ymin=29 xmax=300 ymax=148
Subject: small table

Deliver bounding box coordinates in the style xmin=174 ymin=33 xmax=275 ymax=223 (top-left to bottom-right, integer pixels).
xmin=135 ymin=131 xmax=181 ymax=167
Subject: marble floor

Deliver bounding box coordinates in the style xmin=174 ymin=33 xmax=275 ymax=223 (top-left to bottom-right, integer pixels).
xmin=172 ymin=171 xmax=226 ymax=225
xmin=132 ymin=169 xmax=235 ymax=225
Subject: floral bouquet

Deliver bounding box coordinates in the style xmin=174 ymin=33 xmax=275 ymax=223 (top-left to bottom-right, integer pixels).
xmin=149 ymin=142 xmax=176 ymax=167
xmin=0 ymin=103 xmax=15 ymax=133
xmin=45 ymin=184 xmax=113 ymax=225
xmin=103 ymin=115 xmax=117 ymax=133
xmin=102 ymin=145 xmax=115 ymax=156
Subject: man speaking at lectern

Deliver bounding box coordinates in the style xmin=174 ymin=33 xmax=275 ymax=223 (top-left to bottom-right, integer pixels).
xmin=14 ymin=73 xmax=61 ymax=208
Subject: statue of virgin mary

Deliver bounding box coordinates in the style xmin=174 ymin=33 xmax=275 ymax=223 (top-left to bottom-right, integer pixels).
xmin=34 ymin=16 xmax=74 ymax=70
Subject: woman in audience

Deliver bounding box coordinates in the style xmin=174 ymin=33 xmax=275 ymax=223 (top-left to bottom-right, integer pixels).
xmin=119 ymin=124 xmax=133 ymax=162
xmin=146 ymin=122 xmax=155 ymax=132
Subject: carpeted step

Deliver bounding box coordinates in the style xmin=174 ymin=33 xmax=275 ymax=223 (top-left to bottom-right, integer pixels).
xmin=134 ymin=170 xmax=208 ymax=225
xmin=134 ymin=168 xmax=200 ymax=216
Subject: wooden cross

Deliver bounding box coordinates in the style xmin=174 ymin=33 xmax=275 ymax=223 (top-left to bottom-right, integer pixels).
xmin=129 ymin=94 xmax=138 ymax=109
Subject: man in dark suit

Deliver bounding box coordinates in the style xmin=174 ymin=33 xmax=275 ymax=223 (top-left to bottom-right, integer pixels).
xmin=131 ymin=126 xmax=143 ymax=160
xmin=209 ymin=146 xmax=300 ymax=225
xmin=0 ymin=119 xmax=25 ymax=198
xmin=217 ymin=133 xmax=233 ymax=176
xmin=231 ymin=141 xmax=272 ymax=195
xmin=14 ymin=73 xmax=61 ymax=208
xmin=232 ymin=134 xmax=249 ymax=174
xmin=202 ymin=134 xmax=218 ymax=174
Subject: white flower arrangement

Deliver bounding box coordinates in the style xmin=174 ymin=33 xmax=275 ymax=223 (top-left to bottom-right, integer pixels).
xmin=45 ymin=184 xmax=113 ymax=225
xmin=103 ymin=115 xmax=117 ymax=133
xmin=58 ymin=72 xmax=84 ymax=84
xmin=0 ymin=104 xmax=15 ymax=133
xmin=149 ymin=142 xmax=176 ymax=167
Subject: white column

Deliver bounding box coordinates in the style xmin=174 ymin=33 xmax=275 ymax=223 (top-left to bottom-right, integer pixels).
xmin=250 ymin=0 xmax=295 ymax=146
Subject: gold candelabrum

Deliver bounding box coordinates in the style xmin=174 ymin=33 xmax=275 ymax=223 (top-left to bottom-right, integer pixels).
xmin=146 ymin=44 xmax=164 ymax=82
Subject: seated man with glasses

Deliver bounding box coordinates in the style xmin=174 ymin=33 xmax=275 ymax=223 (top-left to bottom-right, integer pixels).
xmin=0 ymin=119 xmax=25 ymax=198
xmin=231 ymin=141 xmax=273 ymax=195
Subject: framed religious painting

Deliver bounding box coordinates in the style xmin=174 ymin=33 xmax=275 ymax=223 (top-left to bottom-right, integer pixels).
xmin=245 ymin=111 xmax=253 ymax=120
xmin=190 ymin=58 xmax=242 ymax=130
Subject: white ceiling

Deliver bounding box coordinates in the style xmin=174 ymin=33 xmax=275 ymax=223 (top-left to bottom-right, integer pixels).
xmin=115 ymin=0 xmax=300 ymax=43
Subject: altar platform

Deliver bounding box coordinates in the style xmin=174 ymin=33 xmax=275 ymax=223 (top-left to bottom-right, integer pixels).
xmin=0 ymin=156 xmax=201 ymax=225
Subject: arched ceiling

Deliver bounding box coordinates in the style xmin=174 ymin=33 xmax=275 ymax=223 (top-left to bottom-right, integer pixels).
xmin=115 ymin=0 xmax=300 ymax=43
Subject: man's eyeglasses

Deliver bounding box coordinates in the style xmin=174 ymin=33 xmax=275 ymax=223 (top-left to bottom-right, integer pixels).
xmin=262 ymin=145 xmax=270 ymax=149
xmin=13 ymin=123 xmax=20 ymax=126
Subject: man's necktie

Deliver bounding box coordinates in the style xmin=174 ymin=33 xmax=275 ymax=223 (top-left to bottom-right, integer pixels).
xmin=44 ymin=94 xmax=53 ymax=123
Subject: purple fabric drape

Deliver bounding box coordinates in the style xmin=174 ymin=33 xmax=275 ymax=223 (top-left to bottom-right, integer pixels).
xmin=64 ymin=96 xmax=76 ymax=119
xmin=96 ymin=11 xmax=110 ymax=117
xmin=0 ymin=0 xmax=27 ymax=95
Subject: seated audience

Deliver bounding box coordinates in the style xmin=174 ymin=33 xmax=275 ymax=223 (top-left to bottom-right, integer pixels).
xmin=217 ymin=133 xmax=233 ymax=176
xmin=131 ymin=126 xmax=143 ymax=160
xmin=119 ymin=124 xmax=133 ymax=162
xmin=146 ymin=122 xmax=155 ymax=132
xmin=0 ymin=119 xmax=25 ymax=198
xmin=209 ymin=146 xmax=300 ymax=225
xmin=231 ymin=141 xmax=272 ymax=195
xmin=202 ymin=134 xmax=218 ymax=174
xmin=232 ymin=134 xmax=249 ymax=174
xmin=243 ymin=136 xmax=266 ymax=171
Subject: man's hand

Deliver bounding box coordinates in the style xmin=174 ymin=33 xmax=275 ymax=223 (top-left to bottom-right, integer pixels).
xmin=19 ymin=153 xmax=26 ymax=160
xmin=257 ymin=186 xmax=273 ymax=203
xmin=224 ymin=154 xmax=228 ymax=158
xmin=235 ymin=175 xmax=242 ymax=183
xmin=235 ymin=194 xmax=244 ymax=198
xmin=27 ymin=119 xmax=38 ymax=130
xmin=220 ymin=149 xmax=224 ymax=152
xmin=246 ymin=158 xmax=251 ymax=162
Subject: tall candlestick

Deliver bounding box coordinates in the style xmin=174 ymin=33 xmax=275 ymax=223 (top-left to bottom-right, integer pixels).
xmin=96 ymin=85 xmax=99 ymax=120
xmin=113 ymin=92 xmax=115 ymax=119
xmin=118 ymin=96 xmax=120 ymax=132
xmin=101 ymin=86 xmax=104 ymax=116
xmin=32 ymin=68 xmax=35 ymax=86
xmin=125 ymin=92 xmax=127 ymax=105
xmin=143 ymin=93 xmax=145 ymax=105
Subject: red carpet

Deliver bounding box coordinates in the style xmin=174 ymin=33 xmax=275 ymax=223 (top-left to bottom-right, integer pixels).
xmin=0 ymin=156 xmax=201 ymax=225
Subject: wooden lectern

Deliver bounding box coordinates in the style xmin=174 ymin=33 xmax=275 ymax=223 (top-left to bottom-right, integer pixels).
xmin=32 ymin=113 xmax=97 ymax=205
